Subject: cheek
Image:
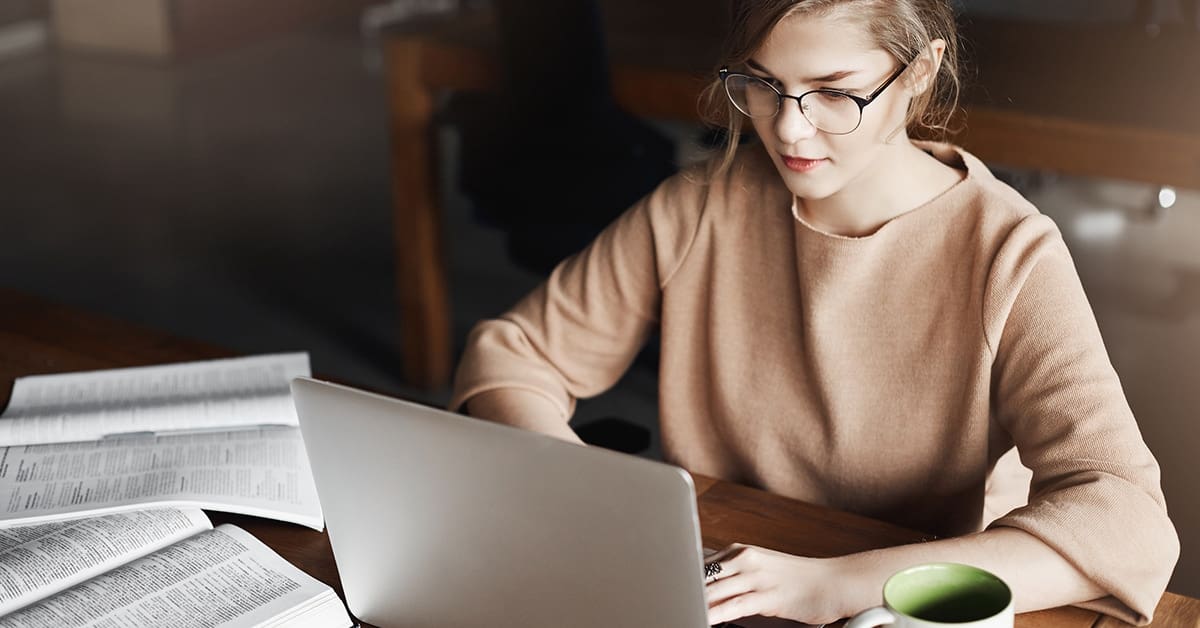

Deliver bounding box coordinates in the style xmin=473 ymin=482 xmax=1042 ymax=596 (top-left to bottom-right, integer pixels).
xmin=750 ymin=117 xmax=775 ymax=147
xmin=861 ymin=92 xmax=911 ymax=138
xmin=825 ymin=97 xmax=908 ymax=165
xmin=824 ymin=131 xmax=875 ymax=166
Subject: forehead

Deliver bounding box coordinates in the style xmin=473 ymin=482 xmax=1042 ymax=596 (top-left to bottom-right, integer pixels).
xmin=754 ymin=11 xmax=891 ymax=76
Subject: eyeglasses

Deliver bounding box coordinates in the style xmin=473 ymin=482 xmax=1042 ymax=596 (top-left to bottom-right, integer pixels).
xmin=719 ymin=64 xmax=909 ymax=135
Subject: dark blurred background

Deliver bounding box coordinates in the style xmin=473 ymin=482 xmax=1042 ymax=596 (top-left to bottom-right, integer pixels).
xmin=0 ymin=0 xmax=1197 ymax=595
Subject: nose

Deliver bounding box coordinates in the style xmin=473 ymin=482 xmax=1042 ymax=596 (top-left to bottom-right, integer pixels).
xmin=774 ymin=97 xmax=818 ymax=145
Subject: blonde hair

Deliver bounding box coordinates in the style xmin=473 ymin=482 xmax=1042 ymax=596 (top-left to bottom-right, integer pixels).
xmin=697 ymin=0 xmax=963 ymax=173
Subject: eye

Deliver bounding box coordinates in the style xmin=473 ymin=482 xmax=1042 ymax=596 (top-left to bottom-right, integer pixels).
xmin=746 ymin=78 xmax=778 ymax=94
xmin=814 ymin=90 xmax=851 ymax=103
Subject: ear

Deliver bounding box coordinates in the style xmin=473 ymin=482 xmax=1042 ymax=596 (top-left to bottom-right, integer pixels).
xmin=907 ymin=38 xmax=946 ymax=95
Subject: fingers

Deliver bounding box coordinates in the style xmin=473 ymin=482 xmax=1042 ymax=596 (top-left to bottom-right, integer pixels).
xmin=707 ymin=543 xmax=769 ymax=587
xmin=705 ymin=543 xmax=748 ymax=565
xmin=705 ymin=547 xmax=761 ymax=624
xmin=708 ymin=590 xmax=772 ymax=626
xmin=704 ymin=560 xmax=724 ymax=583
xmin=705 ymin=559 xmax=743 ymax=584
xmin=705 ymin=569 xmax=756 ymax=605
xmin=705 ymin=545 xmax=777 ymax=624
xmin=704 ymin=543 xmax=749 ymax=583
xmin=704 ymin=544 xmax=836 ymax=626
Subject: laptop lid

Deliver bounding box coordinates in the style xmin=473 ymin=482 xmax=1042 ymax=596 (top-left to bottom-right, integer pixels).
xmin=291 ymin=377 xmax=708 ymax=628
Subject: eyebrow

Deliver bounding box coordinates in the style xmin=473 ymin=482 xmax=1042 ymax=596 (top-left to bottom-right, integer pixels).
xmin=746 ymin=58 xmax=860 ymax=83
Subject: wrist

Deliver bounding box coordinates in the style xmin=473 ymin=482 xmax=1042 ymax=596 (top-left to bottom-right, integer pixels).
xmin=828 ymin=552 xmax=886 ymax=619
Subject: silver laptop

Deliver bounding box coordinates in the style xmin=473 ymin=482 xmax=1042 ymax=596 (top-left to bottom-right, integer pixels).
xmin=291 ymin=377 xmax=709 ymax=628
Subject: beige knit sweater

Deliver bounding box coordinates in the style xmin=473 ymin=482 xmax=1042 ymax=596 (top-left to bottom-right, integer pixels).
xmin=450 ymin=143 xmax=1178 ymax=623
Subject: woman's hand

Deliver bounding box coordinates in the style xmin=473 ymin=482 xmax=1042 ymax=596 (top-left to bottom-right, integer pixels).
xmin=705 ymin=529 xmax=1110 ymax=626
xmin=705 ymin=544 xmax=854 ymax=626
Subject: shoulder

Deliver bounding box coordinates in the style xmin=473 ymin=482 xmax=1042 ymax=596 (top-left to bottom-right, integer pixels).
xmin=923 ymin=142 xmax=1046 ymax=230
xmin=922 ymin=143 xmax=1067 ymax=261
xmin=640 ymin=142 xmax=787 ymax=236
xmin=947 ymin=149 xmax=1078 ymax=351
xmin=656 ymin=143 xmax=790 ymax=235
xmin=951 ymin=147 xmax=1069 ymax=264
xmin=629 ymin=143 xmax=788 ymax=286
xmin=918 ymin=144 xmax=1080 ymax=351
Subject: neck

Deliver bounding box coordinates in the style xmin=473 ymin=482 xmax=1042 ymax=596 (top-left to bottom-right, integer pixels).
xmin=795 ymin=140 xmax=958 ymax=237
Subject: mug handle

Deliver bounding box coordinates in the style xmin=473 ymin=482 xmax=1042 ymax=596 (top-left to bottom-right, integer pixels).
xmin=845 ymin=606 xmax=898 ymax=628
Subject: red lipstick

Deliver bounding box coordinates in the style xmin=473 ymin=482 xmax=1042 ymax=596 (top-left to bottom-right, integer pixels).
xmin=782 ymin=155 xmax=828 ymax=173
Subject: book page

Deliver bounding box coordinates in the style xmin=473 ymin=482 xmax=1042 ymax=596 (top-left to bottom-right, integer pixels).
xmin=0 ymin=508 xmax=211 ymax=616
xmin=0 ymin=525 xmax=351 ymax=628
xmin=0 ymin=428 xmax=323 ymax=530
xmin=0 ymin=353 xmax=310 ymax=447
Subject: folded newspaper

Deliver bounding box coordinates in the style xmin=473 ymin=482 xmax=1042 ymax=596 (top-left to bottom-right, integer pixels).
xmin=0 ymin=354 xmax=323 ymax=530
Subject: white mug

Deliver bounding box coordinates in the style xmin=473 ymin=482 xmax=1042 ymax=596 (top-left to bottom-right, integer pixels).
xmin=845 ymin=563 xmax=1013 ymax=628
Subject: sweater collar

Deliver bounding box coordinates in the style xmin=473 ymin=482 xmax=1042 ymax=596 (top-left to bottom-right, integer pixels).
xmin=788 ymin=141 xmax=982 ymax=241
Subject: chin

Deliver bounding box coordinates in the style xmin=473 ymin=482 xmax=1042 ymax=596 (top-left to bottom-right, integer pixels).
xmin=774 ymin=164 xmax=843 ymax=201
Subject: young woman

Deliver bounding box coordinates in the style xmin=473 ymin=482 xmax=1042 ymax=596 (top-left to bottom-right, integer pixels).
xmin=450 ymin=1 xmax=1179 ymax=625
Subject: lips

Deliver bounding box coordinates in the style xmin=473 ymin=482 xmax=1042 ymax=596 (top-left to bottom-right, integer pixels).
xmin=781 ymin=155 xmax=828 ymax=173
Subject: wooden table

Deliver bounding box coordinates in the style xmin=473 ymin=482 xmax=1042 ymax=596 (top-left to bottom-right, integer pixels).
xmin=1 ymin=287 xmax=1197 ymax=627
xmin=382 ymin=3 xmax=1200 ymax=389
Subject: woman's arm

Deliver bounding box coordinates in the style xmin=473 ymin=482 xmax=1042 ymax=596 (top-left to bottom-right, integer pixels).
xmin=704 ymin=528 xmax=1104 ymax=625
xmin=449 ymin=165 xmax=709 ymax=431
xmin=465 ymin=388 xmax=584 ymax=445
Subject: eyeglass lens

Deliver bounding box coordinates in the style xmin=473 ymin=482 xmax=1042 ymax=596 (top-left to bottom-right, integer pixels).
xmin=724 ymin=74 xmax=862 ymax=135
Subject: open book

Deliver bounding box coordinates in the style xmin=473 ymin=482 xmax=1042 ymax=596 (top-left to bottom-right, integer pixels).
xmin=0 ymin=508 xmax=351 ymax=627
xmin=0 ymin=355 xmax=323 ymax=530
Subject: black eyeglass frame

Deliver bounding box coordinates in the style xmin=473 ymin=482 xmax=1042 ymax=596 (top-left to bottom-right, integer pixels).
xmin=718 ymin=63 xmax=910 ymax=135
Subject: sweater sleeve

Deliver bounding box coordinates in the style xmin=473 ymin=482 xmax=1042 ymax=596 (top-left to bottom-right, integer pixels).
xmin=449 ymin=167 xmax=709 ymax=418
xmin=983 ymin=215 xmax=1179 ymax=625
